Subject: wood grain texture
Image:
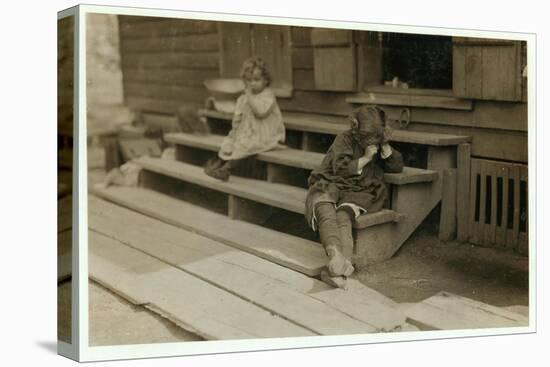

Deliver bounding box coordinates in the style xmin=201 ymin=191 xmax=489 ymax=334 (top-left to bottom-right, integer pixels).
xmin=91 ymin=186 xmax=326 ymax=276
xmin=89 ymin=231 xmax=311 ymax=339
xmin=404 ymin=291 xmax=528 ymax=330
xmin=165 ymin=132 xmax=439 ymax=184
xmin=123 ymin=82 xmax=209 ymax=104
xmin=314 ymin=47 xmax=356 ymax=91
xmin=133 ymin=157 xmax=401 ymax=229
xmin=118 ymin=17 xmax=217 ymax=39
xmin=218 ymin=22 xmax=251 ymax=78
xmin=199 ymin=109 xmax=472 ymax=146
xmin=120 ymin=33 xmax=219 ymax=53
xmin=89 ymin=197 xmax=406 ymax=333
xmin=456 ymin=144 xmax=471 ymax=242
xmin=438 ymin=169 xmax=457 ymax=242
xmin=121 ymin=51 xmax=219 ymax=70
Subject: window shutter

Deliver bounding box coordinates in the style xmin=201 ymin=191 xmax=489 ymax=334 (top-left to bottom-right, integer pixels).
xmin=452 ymin=37 xmax=525 ymax=101
xmin=252 ymin=25 xmax=293 ymax=95
xmin=311 ymin=29 xmax=357 ymax=91
xmin=219 ymin=22 xmax=252 ymax=78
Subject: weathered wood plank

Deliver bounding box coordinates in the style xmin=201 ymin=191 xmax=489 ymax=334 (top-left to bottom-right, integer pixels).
xmin=311 ymin=29 xmax=353 ymax=47
xmin=199 ymin=109 xmax=472 ymax=146
xmin=90 ymin=231 xmax=312 ymax=339
xmin=291 ymin=27 xmax=312 ymax=46
xmin=123 ymin=68 xmax=219 ymax=87
xmin=507 ymin=165 xmax=521 ymax=248
xmin=58 ymin=230 xmax=72 ymax=282
xmin=121 ymin=51 xmax=219 ymax=70
xmin=123 ymin=83 xmax=209 ymax=104
xmin=404 ymin=291 xmax=528 ymax=330
xmin=91 ymin=186 xmax=326 ymax=276
xmin=133 ymin=157 xmax=400 ymax=229
xmin=456 ymin=144 xmax=471 ymax=242
xmin=497 ymin=164 xmax=510 ymax=248
xmin=518 ymin=165 xmax=528 ymax=255
xmin=120 ymin=33 xmax=219 ymax=53
xmin=452 ymin=40 xmax=467 ymax=97
xmin=119 ymin=18 xmax=217 ymax=39
xmin=125 ymin=97 xmax=200 ymax=114
xmin=164 ymin=132 xmax=439 ymax=184
xmin=346 ymin=93 xmax=473 ymax=111
xmin=218 ymin=22 xmax=251 ymax=78
xmin=292 ymin=47 xmax=313 ymax=69
xmin=487 ymin=164 xmax=499 ymax=246
xmin=469 ymin=159 xmax=481 ymax=244
xmin=293 ymin=68 xmax=315 ymax=90
xmin=253 ymin=25 xmax=293 ymax=91
xmin=89 ymin=198 xmax=403 ymax=333
xmin=405 ymin=122 xmax=527 ymax=162
xmin=438 ymin=169 xmax=457 ymax=242
xmin=465 ymin=46 xmax=483 ymax=99
xmin=314 ymin=47 xmax=356 ymax=91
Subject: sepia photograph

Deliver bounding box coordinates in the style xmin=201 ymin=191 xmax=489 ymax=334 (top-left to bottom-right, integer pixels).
xmin=57 ymin=4 xmax=533 ymax=360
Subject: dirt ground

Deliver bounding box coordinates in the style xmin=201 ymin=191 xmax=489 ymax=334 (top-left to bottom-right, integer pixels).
xmin=58 ymin=223 xmax=529 ymax=346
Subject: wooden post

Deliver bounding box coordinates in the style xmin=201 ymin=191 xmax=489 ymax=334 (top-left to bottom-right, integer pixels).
xmin=228 ymin=195 xmax=273 ymax=225
xmin=456 ymin=143 xmax=471 ymax=242
xmin=439 ymin=169 xmax=457 ymax=242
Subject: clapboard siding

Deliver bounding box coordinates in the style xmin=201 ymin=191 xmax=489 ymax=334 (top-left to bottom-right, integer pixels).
xmin=121 ymin=51 xmax=219 ymax=69
xmin=124 ymin=83 xmax=209 ymax=103
xmin=123 ymin=68 xmax=219 ymax=86
xmin=117 ymin=18 xmax=527 ymax=162
xmin=121 ymin=33 xmax=219 ymax=53
xmin=119 ymin=17 xmax=217 ymax=39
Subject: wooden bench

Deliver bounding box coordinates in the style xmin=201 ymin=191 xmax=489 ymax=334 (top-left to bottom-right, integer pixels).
xmin=164 ymin=132 xmax=440 ymax=185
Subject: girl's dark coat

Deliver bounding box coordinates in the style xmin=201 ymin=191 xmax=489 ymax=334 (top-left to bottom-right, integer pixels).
xmin=305 ymin=129 xmax=404 ymax=228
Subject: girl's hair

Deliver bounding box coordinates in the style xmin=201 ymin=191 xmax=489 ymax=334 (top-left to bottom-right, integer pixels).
xmin=240 ymin=56 xmax=271 ymax=86
xmin=349 ymin=105 xmax=389 ymax=145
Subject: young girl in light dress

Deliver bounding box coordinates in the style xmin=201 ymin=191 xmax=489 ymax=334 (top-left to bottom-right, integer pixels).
xmin=204 ymin=57 xmax=285 ymax=181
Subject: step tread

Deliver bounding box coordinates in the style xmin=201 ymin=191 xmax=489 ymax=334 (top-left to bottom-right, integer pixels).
xmin=165 ymin=132 xmax=440 ymax=184
xmin=198 ymin=109 xmax=471 ymax=146
xmin=89 ymin=196 xmax=406 ymax=332
xmin=90 ymin=186 xmax=327 ymax=276
xmin=134 ymin=157 xmax=402 ymax=229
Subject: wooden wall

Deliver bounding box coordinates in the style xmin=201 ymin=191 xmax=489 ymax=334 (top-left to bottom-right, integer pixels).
xmin=117 ymin=18 xmax=528 ymax=163
xmin=58 ymin=16 xmax=74 ymax=137
xmin=118 ymin=15 xmax=220 ymax=114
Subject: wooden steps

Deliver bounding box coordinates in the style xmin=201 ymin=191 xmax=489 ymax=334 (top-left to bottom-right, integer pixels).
xmin=165 ymin=132 xmax=440 ymax=185
xmin=89 ymin=196 xmax=409 ymax=337
xmin=91 ymin=186 xmax=327 ymax=276
xmin=401 ymin=291 xmax=529 ymax=330
xmin=198 ymin=109 xmax=472 ymax=146
xmin=133 ymin=156 xmax=403 ymax=229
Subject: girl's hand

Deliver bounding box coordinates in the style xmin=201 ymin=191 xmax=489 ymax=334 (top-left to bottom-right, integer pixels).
xmin=364 ymin=145 xmax=379 ymax=160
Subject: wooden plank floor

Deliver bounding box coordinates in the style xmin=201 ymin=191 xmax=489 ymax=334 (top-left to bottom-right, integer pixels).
xmin=91 ymin=186 xmax=327 ymax=276
xmin=90 ymin=231 xmax=313 ymax=340
xmin=402 ymin=291 xmax=529 ymax=330
xmin=89 ymin=196 xmax=408 ymax=333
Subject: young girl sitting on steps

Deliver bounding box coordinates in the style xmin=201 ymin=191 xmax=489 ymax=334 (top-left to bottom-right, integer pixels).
xmin=204 ymin=57 xmax=285 ymax=181
xmin=305 ymin=106 xmax=404 ymax=288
